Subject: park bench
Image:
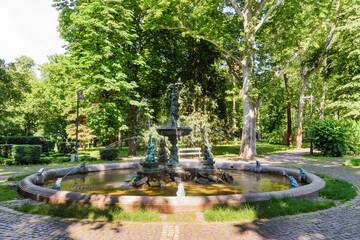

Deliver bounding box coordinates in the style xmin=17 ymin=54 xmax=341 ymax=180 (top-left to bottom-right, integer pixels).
xmin=178 ymin=147 xmax=202 ymax=158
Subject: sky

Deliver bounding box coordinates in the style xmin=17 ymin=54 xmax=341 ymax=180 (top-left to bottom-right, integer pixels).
xmin=0 ymin=0 xmax=67 ymax=66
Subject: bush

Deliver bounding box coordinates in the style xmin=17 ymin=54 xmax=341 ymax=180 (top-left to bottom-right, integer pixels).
xmin=309 ymin=119 xmax=358 ymax=157
xmin=0 ymin=144 xmax=13 ymax=158
xmin=263 ymin=130 xmax=286 ymax=145
xmin=100 ymin=148 xmax=119 ymax=160
xmin=11 ymin=145 xmax=42 ymax=165
xmin=57 ymin=142 xmax=76 ymax=154
xmin=3 ymin=136 xmax=40 ymax=145
xmin=47 ymin=141 xmax=56 ymax=151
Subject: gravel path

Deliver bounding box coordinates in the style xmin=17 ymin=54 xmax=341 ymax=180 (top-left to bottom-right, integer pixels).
xmin=0 ymin=149 xmax=359 ymax=240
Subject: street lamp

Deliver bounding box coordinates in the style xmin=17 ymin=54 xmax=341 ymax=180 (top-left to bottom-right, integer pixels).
xmin=304 ymin=93 xmax=314 ymax=155
xmin=75 ymin=91 xmax=85 ymax=161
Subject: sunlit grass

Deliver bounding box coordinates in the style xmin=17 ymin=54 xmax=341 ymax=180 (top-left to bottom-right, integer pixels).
xmin=0 ymin=185 xmax=18 ymax=201
xmin=204 ymin=174 xmax=356 ymax=221
xmin=212 ymin=141 xmax=292 ymax=158
xmin=343 ymin=159 xmax=360 ymax=167
xmin=13 ymin=202 xmax=160 ymax=221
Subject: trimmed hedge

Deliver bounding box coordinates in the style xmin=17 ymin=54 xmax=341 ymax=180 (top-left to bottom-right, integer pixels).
xmin=100 ymin=148 xmax=119 ymax=160
xmin=11 ymin=145 xmax=42 ymax=165
xmin=2 ymin=136 xmax=40 ymax=145
xmin=57 ymin=142 xmax=76 ymax=154
xmin=0 ymin=144 xmax=13 ymax=158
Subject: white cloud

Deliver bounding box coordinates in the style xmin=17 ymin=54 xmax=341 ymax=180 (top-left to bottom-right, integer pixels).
xmin=0 ymin=0 xmax=67 ymax=66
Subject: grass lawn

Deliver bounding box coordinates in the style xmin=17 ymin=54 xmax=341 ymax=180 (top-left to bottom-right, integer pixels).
xmin=0 ymin=185 xmax=18 ymax=201
xmin=13 ymin=203 xmax=160 ymax=222
xmin=203 ymin=174 xmax=357 ymax=221
xmin=343 ymin=159 xmax=360 ymax=167
xmin=212 ymin=141 xmax=292 ymax=158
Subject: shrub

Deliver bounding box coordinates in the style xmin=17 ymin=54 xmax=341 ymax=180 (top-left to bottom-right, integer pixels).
xmin=0 ymin=144 xmax=13 ymax=158
xmin=11 ymin=145 xmax=42 ymax=165
xmin=3 ymin=136 xmax=40 ymax=145
xmin=47 ymin=141 xmax=56 ymax=151
xmin=100 ymin=148 xmax=119 ymax=160
xmin=263 ymin=130 xmax=286 ymax=145
xmin=57 ymin=142 xmax=76 ymax=154
xmin=309 ymin=119 xmax=358 ymax=157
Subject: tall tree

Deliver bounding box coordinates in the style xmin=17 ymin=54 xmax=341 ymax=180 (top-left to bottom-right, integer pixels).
xmin=143 ymin=0 xmax=284 ymax=157
xmin=326 ymin=1 xmax=360 ymax=119
xmin=54 ymin=0 xmax=144 ymax=143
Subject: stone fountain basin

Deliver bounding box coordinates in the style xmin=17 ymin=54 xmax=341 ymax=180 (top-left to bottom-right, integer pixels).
xmin=156 ymin=127 xmax=192 ymax=137
xmin=18 ymin=162 xmax=325 ymax=213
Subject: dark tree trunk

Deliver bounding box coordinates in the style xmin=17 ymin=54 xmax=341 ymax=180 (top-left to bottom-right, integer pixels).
xmin=128 ymin=137 xmax=137 ymax=156
xmin=284 ymin=72 xmax=293 ymax=147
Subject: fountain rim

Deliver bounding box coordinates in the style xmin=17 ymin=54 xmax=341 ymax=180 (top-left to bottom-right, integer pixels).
xmin=18 ymin=161 xmax=325 ymax=213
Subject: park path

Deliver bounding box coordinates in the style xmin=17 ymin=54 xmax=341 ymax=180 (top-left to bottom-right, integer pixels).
xmin=0 ymin=149 xmax=359 ymax=240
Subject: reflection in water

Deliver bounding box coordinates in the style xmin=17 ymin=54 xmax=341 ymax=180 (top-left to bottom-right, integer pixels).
xmin=44 ymin=169 xmax=306 ymax=197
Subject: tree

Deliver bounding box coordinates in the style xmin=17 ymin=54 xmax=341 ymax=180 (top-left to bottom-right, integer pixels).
xmin=54 ymin=0 xmax=144 ymax=144
xmin=326 ymin=2 xmax=360 ymax=119
xmin=143 ymin=0 xmax=284 ymax=158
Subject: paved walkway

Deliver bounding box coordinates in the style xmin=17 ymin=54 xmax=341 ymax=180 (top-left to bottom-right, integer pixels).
xmin=0 ymin=149 xmax=359 ymax=240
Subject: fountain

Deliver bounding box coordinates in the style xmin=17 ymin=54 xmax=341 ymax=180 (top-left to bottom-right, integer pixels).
xmin=18 ymin=83 xmax=326 ymax=213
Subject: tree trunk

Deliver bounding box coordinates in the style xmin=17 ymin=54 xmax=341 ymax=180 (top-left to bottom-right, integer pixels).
xmin=82 ymin=140 xmax=86 ymax=151
xmin=128 ymin=137 xmax=136 ymax=156
xmin=240 ymin=63 xmax=257 ymax=158
xmin=284 ymin=72 xmax=293 ymax=147
xmin=232 ymin=72 xmax=237 ymax=145
xmin=118 ymin=130 xmax=122 ymax=149
xmin=296 ymin=55 xmax=307 ymax=149
xmin=257 ymin=111 xmax=261 ymax=141
xmin=320 ymin=79 xmax=327 ymax=120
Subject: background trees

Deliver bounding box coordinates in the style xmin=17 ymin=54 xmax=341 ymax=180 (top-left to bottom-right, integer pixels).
xmin=1 ymin=0 xmax=359 ymax=157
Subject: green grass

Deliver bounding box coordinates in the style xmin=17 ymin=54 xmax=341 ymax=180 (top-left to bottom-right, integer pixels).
xmin=212 ymin=141 xmax=292 ymax=158
xmin=204 ymin=197 xmax=334 ymax=221
xmin=343 ymin=159 xmax=360 ymax=167
xmin=13 ymin=203 xmax=160 ymax=221
xmin=316 ymin=173 xmax=357 ymax=201
xmin=7 ymin=173 xmax=33 ymax=182
xmin=204 ymin=174 xmax=357 ymax=221
xmin=0 ymin=185 xmax=18 ymax=201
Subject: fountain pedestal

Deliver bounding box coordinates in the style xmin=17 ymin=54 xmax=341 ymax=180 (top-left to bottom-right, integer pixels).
xmin=157 ymin=127 xmax=192 ymax=173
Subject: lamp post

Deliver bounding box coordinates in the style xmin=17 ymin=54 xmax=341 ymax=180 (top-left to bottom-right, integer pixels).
xmin=304 ymin=93 xmax=314 ymax=155
xmin=75 ymin=91 xmax=85 ymax=161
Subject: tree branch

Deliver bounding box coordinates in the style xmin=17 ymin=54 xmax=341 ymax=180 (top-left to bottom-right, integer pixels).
xmin=254 ymin=0 xmax=284 ymax=33
xmin=228 ymin=0 xmax=243 ymax=19
xmin=255 ymin=0 xmax=266 ymax=16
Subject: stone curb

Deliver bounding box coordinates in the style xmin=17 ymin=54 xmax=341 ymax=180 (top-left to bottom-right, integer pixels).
xmin=18 ymin=162 xmax=325 ymax=213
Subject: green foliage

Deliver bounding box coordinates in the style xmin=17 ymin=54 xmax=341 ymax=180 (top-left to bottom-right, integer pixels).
xmin=326 ymin=2 xmax=360 ymax=119
xmin=13 ymin=202 xmax=160 ymax=221
xmin=100 ymin=148 xmax=119 ymax=160
xmin=2 ymin=136 xmax=40 ymax=145
xmin=262 ymin=130 xmax=286 ymax=145
xmin=57 ymin=142 xmax=76 ymax=154
xmin=11 ymin=145 xmax=42 ymax=165
xmin=309 ymin=119 xmax=359 ymax=157
xmin=0 ymin=185 xmax=18 ymax=201
xmin=0 ymin=144 xmax=13 ymax=158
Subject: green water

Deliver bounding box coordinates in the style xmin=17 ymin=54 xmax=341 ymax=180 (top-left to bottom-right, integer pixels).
xmin=45 ymin=169 xmax=305 ymax=196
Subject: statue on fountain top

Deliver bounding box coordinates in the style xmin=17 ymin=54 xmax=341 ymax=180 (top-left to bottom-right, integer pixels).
xmin=168 ymin=91 xmax=179 ymax=127
xmin=145 ymin=136 xmax=157 ymax=163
